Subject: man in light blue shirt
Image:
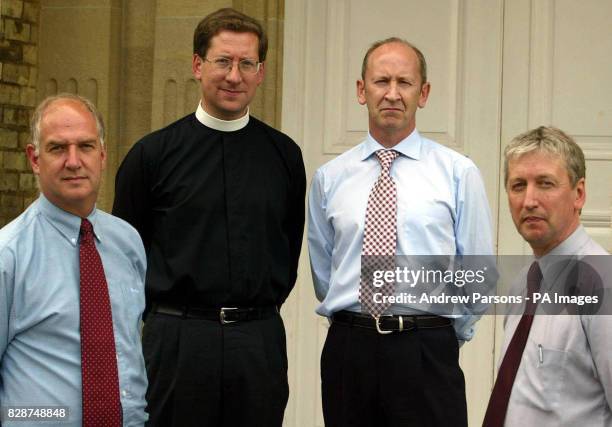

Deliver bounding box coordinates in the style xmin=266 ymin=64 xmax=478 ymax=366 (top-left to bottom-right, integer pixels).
xmin=308 ymin=38 xmax=493 ymax=426
xmin=0 ymin=94 xmax=148 ymax=426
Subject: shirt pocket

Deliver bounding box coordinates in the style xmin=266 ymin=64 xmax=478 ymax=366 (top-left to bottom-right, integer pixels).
xmin=534 ymin=346 xmax=568 ymax=411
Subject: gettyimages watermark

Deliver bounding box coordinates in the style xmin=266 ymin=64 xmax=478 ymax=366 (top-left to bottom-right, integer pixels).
xmin=360 ymin=255 xmax=612 ymax=316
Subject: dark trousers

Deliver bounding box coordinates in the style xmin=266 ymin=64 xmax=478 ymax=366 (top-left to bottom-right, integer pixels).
xmin=142 ymin=312 xmax=289 ymax=427
xmin=321 ymin=321 xmax=467 ymax=427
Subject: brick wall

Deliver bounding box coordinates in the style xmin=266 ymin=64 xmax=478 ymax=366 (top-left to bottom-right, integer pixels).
xmin=0 ymin=0 xmax=39 ymax=226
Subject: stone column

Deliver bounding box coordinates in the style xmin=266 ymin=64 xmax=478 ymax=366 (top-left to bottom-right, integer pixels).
xmin=234 ymin=0 xmax=285 ymax=126
xmin=37 ymin=0 xmax=122 ymax=211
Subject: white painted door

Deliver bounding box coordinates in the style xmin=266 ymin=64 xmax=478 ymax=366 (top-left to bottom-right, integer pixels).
xmin=499 ymin=0 xmax=612 ymax=256
xmin=281 ymin=0 xmax=611 ymax=426
xmin=495 ymin=0 xmax=612 ymax=395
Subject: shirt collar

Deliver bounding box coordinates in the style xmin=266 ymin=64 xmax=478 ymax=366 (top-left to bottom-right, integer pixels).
xmin=38 ymin=194 xmax=100 ymax=247
xmin=195 ymin=101 xmax=249 ymax=132
xmin=539 ymin=225 xmax=589 ymax=259
xmin=360 ymin=129 xmax=422 ymax=161
xmin=536 ymin=225 xmax=589 ymax=289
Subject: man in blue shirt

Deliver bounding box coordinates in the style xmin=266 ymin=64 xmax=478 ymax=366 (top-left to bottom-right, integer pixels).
xmin=308 ymin=37 xmax=494 ymax=426
xmin=0 ymin=94 xmax=148 ymax=426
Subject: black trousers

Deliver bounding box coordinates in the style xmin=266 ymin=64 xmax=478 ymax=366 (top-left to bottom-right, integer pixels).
xmin=142 ymin=312 xmax=289 ymax=427
xmin=321 ymin=321 xmax=467 ymax=427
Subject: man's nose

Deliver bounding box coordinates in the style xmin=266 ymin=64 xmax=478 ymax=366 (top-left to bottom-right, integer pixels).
xmin=523 ymin=184 xmax=539 ymax=209
xmin=225 ymin=61 xmax=243 ymax=84
xmin=384 ymin=82 xmax=401 ymax=101
xmin=65 ymin=145 xmax=81 ymax=169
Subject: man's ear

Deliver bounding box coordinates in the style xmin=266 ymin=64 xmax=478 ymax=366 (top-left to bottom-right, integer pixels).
xmin=100 ymin=143 xmax=107 ymax=172
xmin=192 ymin=54 xmax=203 ymax=79
xmin=574 ymin=177 xmax=586 ymax=212
xmin=356 ymin=79 xmax=367 ymax=105
xmin=418 ymin=82 xmax=431 ymax=108
xmin=26 ymin=144 xmax=40 ymax=175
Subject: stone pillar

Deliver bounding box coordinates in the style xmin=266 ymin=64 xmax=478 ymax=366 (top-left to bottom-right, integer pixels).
xmin=117 ymin=0 xmax=156 ymax=162
xmin=0 ymin=0 xmax=40 ymax=227
xmin=234 ymin=0 xmax=285 ymax=126
xmin=37 ymin=0 xmax=122 ymax=212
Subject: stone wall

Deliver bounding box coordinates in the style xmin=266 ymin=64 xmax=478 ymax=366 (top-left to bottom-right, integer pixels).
xmin=0 ymin=0 xmax=39 ymax=227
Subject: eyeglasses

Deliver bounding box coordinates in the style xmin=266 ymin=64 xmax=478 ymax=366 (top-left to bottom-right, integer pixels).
xmin=202 ymin=56 xmax=262 ymax=74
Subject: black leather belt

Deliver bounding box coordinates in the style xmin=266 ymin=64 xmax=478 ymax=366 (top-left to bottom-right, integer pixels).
xmin=332 ymin=310 xmax=452 ymax=334
xmin=151 ymin=302 xmax=279 ymax=324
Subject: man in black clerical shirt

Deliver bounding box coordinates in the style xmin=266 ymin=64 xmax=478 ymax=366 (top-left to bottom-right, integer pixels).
xmin=112 ymin=8 xmax=306 ymax=427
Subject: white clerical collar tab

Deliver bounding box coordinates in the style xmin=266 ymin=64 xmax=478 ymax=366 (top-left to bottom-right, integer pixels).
xmin=195 ymin=101 xmax=249 ymax=132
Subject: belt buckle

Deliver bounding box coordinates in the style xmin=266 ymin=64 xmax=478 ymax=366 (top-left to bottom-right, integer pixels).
xmin=375 ymin=315 xmax=396 ymax=335
xmin=220 ymin=307 xmax=238 ymax=324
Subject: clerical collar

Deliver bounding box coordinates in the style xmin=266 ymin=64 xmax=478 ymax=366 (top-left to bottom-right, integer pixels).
xmin=195 ymin=101 xmax=249 ymax=132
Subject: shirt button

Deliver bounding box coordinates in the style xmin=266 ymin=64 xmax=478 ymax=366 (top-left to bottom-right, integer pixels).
xmin=71 ymin=238 xmax=76 ymax=244
xmin=122 ymin=390 xmax=128 ymax=397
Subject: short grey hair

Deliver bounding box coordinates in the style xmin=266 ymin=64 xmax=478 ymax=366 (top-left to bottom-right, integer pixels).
xmin=30 ymin=93 xmax=105 ymax=153
xmin=504 ymin=126 xmax=585 ymax=187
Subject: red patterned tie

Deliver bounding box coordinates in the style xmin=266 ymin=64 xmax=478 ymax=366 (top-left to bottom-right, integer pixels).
xmin=359 ymin=149 xmax=400 ymax=317
xmin=482 ymin=261 xmax=542 ymax=427
xmin=79 ymin=218 xmax=122 ymax=426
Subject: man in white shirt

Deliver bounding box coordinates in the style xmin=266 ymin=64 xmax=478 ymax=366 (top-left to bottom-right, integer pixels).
xmin=483 ymin=126 xmax=612 ymax=426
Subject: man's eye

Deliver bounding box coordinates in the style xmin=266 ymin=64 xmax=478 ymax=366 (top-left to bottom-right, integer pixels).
xmin=214 ymin=58 xmax=232 ymax=67
xmin=239 ymin=60 xmax=257 ymax=70
xmin=49 ymin=145 xmax=64 ymax=152
xmin=511 ymin=183 xmax=525 ymax=191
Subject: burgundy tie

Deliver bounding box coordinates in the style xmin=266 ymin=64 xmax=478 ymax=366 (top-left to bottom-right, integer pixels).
xmin=79 ymin=218 xmax=122 ymax=426
xmin=359 ymin=149 xmax=400 ymax=317
xmin=482 ymin=261 xmax=542 ymax=427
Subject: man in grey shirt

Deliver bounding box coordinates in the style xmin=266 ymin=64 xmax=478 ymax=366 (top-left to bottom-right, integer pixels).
xmin=483 ymin=126 xmax=611 ymax=426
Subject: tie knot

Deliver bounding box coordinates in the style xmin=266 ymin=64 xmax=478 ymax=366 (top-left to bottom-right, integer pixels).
xmin=375 ymin=149 xmax=399 ymax=172
xmin=527 ymin=261 xmax=542 ymax=295
xmin=80 ymin=219 xmax=94 ymax=243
